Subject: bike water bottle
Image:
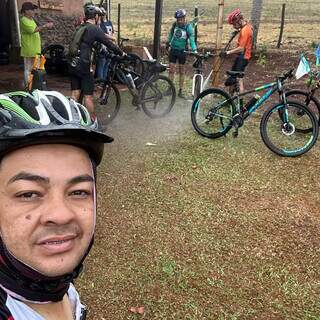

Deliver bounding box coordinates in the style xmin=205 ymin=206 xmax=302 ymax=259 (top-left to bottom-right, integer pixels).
xmin=244 ymin=94 xmax=260 ymax=112
xmin=126 ymin=73 xmax=136 ymax=89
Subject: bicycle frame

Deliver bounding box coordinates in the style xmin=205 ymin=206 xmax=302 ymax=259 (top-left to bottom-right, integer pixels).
xmin=238 ymin=82 xmax=278 ymax=115
xmin=192 ymin=70 xmax=214 ymax=96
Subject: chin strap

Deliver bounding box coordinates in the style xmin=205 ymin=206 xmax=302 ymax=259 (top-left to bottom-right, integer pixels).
xmin=0 ymin=239 xmax=86 ymax=303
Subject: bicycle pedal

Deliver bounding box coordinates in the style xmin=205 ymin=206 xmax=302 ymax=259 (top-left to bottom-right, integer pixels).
xmin=232 ymin=130 xmax=239 ymax=138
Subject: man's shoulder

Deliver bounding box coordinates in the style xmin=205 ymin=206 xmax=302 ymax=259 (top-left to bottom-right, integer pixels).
xmin=242 ymin=23 xmax=253 ymax=35
xmin=20 ymin=16 xmax=34 ymax=25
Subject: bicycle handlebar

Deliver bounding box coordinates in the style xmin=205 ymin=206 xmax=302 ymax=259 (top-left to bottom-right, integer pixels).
xmin=184 ymin=51 xmax=215 ymax=59
xmin=279 ymin=69 xmax=294 ymax=81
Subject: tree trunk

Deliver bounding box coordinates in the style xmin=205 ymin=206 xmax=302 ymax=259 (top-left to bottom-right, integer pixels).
xmin=250 ymin=0 xmax=263 ymax=48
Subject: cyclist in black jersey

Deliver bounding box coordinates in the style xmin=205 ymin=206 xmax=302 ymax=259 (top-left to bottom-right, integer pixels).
xmin=0 ymin=91 xmax=112 ymax=319
xmin=70 ymin=4 xmax=125 ymax=119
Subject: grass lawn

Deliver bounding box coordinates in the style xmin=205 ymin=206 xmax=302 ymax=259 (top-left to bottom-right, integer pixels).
xmin=77 ymin=76 xmax=320 ymax=319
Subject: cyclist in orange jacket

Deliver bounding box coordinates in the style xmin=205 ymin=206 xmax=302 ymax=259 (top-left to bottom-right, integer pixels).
xmin=220 ymin=8 xmax=253 ymax=95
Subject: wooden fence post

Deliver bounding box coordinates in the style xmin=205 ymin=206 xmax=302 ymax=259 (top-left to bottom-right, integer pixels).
xmin=194 ymin=6 xmax=198 ymax=45
xmin=277 ymin=4 xmax=286 ymax=48
xmin=212 ymin=0 xmax=224 ymax=86
xmin=117 ymin=3 xmax=121 ymax=45
xmin=153 ymin=0 xmax=163 ymax=60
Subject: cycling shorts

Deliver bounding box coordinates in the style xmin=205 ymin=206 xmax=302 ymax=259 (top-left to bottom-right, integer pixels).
xmin=70 ymin=72 xmax=94 ymax=96
xmin=225 ymin=53 xmax=249 ymax=86
xmin=169 ymin=48 xmax=186 ymax=65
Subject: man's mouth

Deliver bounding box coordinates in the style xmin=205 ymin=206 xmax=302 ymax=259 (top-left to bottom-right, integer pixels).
xmin=37 ymin=235 xmax=78 ymax=254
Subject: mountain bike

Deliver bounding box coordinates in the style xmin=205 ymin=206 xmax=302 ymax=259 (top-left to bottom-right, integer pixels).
xmin=94 ymin=52 xmax=176 ymax=124
xmin=191 ymin=69 xmax=319 ymax=157
xmin=285 ymin=69 xmax=320 ymax=131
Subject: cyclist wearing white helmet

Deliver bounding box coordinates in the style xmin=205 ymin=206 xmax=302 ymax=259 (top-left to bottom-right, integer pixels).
xmin=0 ymin=91 xmax=112 ymax=319
xmin=167 ymin=9 xmax=197 ymax=99
xmin=220 ymin=8 xmax=253 ymax=96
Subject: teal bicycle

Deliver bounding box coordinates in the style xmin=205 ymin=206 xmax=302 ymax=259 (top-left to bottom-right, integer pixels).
xmin=191 ymin=69 xmax=319 ymax=157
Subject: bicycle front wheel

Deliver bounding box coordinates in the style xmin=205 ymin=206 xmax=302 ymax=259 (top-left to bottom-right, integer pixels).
xmin=94 ymin=83 xmax=121 ymax=124
xmin=191 ymin=88 xmax=235 ymax=139
xmin=260 ymin=101 xmax=319 ymax=157
xmin=285 ymin=89 xmax=320 ymax=132
xmin=140 ymin=75 xmax=176 ymax=118
xmin=193 ymin=75 xmax=202 ymax=101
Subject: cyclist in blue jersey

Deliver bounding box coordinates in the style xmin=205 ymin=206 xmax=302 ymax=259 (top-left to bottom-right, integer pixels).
xmin=96 ymin=7 xmax=115 ymax=81
xmin=166 ymin=9 xmax=197 ymax=99
xmin=0 ymin=91 xmax=112 ymax=319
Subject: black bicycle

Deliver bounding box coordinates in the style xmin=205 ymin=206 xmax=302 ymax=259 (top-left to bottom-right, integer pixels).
xmin=191 ymin=69 xmax=319 ymax=157
xmin=285 ymin=69 xmax=320 ymax=131
xmin=94 ymin=52 xmax=176 ymax=123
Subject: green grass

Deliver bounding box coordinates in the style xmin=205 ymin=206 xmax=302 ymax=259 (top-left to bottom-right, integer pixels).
xmin=76 ymin=79 xmax=320 ymax=319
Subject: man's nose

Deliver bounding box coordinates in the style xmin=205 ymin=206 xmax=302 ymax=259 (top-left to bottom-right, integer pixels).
xmin=40 ymin=194 xmax=76 ymax=226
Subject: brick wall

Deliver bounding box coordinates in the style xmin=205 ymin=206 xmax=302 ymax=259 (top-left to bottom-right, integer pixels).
xmin=17 ymin=0 xmax=84 ymax=50
xmin=17 ymin=0 xmax=83 ymax=15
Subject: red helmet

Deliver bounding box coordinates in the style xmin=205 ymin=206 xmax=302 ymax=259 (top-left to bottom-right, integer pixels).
xmin=227 ymin=8 xmax=242 ymax=25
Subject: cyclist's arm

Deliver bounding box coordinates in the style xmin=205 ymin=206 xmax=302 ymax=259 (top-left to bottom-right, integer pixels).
xmin=96 ymin=28 xmax=123 ymax=56
xmin=226 ymin=46 xmax=244 ymax=55
xmin=187 ymin=24 xmax=197 ymax=52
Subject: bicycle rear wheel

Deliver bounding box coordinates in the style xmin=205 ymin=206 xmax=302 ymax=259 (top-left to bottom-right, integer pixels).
xmin=140 ymin=75 xmax=176 ymax=118
xmin=94 ymin=83 xmax=121 ymax=124
xmin=191 ymin=88 xmax=235 ymax=139
xmin=285 ymin=89 xmax=320 ymax=132
xmin=260 ymin=101 xmax=319 ymax=157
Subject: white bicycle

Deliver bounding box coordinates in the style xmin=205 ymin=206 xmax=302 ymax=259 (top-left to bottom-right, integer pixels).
xmin=187 ymin=30 xmax=240 ymax=101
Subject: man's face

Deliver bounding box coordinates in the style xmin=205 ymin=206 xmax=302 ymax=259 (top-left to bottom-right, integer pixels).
xmin=232 ymin=18 xmax=242 ymax=30
xmin=0 ymin=144 xmax=95 ymax=277
xmin=24 ymin=9 xmax=36 ymax=18
xmin=177 ymin=16 xmax=186 ymax=26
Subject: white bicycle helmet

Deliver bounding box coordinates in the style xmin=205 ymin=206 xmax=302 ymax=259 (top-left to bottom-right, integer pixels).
xmin=0 ymin=90 xmax=112 ymax=164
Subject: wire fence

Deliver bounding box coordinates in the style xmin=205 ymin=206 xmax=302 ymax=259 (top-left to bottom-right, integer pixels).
xmin=108 ymin=0 xmax=320 ymax=50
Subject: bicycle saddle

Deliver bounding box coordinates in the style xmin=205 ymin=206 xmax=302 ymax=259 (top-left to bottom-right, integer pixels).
xmin=227 ymin=70 xmax=245 ymax=78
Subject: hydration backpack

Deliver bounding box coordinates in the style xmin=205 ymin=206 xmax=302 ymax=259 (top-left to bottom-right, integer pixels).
xmin=69 ymin=23 xmax=89 ymax=57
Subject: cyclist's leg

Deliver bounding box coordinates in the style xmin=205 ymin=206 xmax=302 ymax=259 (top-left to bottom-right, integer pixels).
xmin=178 ymin=51 xmax=187 ymax=97
xmin=168 ymin=49 xmax=177 ymax=82
xmin=96 ymin=56 xmax=106 ymax=80
xmin=225 ymin=57 xmax=238 ymax=95
xmin=70 ymin=75 xmax=82 ymax=102
xmin=82 ymin=73 xmax=95 ymax=116
xmin=24 ymin=57 xmax=34 ymax=87
xmin=232 ymin=54 xmax=249 ymax=93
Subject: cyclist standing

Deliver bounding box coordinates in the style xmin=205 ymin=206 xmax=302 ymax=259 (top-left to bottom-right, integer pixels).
xmin=166 ymin=9 xmax=197 ymax=99
xmin=96 ymin=7 xmax=115 ymax=81
xmin=220 ymin=8 xmax=253 ymax=95
xmin=0 ymin=92 xmax=113 ymax=319
xmin=70 ymin=4 xmax=125 ymax=120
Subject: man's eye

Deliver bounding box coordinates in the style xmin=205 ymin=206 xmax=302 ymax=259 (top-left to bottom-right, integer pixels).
xmin=70 ymin=190 xmax=91 ymax=197
xmin=16 ymin=191 xmax=41 ymax=199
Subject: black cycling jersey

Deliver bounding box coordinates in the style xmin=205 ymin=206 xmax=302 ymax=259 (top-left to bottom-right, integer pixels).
xmin=79 ymin=23 xmax=122 ymax=74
